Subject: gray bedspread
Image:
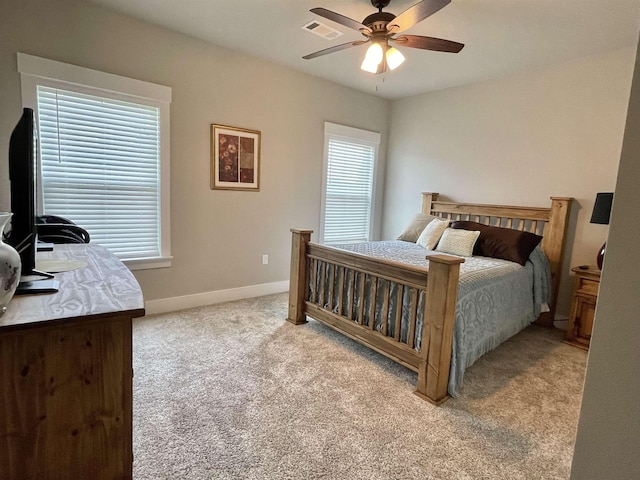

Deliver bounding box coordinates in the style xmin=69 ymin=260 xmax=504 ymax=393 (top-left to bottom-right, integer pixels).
xmin=325 ymin=240 xmax=551 ymax=397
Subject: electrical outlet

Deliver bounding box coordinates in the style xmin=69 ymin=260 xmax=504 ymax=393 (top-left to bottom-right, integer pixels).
xmin=262 ymin=254 xmax=269 ymax=265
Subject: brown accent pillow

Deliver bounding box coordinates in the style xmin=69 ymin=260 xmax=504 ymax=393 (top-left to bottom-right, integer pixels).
xmin=450 ymin=221 xmax=542 ymax=265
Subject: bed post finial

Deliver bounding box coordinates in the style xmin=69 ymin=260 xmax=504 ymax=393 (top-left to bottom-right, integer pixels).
xmin=421 ymin=192 xmax=439 ymax=214
xmin=288 ymin=229 xmax=313 ymax=325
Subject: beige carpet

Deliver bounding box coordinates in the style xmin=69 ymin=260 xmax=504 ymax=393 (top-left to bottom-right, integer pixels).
xmin=132 ymin=293 xmax=587 ymax=479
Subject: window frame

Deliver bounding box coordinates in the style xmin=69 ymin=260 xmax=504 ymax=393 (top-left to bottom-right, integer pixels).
xmin=17 ymin=53 xmax=172 ymax=270
xmin=320 ymin=122 xmax=380 ymax=245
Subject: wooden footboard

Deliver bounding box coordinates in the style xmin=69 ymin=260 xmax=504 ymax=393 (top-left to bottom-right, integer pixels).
xmin=287 ymin=229 xmax=463 ymax=405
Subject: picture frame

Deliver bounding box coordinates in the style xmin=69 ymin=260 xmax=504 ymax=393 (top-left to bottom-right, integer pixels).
xmin=211 ymin=124 xmax=261 ymax=191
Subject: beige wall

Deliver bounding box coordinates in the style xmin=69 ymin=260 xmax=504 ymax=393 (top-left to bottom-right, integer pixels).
xmin=570 ymin=40 xmax=640 ymax=479
xmin=382 ymin=48 xmax=635 ymax=314
xmin=0 ymin=0 xmax=390 ymax=302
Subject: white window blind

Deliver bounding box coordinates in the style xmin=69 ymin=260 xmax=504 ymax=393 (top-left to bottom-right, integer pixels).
xmin=322 ymin=123 xmax=379 ymax=244
xmin=37 ymin=85 xmax=161 ymax=260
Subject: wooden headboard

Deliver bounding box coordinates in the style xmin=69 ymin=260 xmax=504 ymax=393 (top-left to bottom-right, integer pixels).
xmin=421 ymin=192 xmax=573 ymax=325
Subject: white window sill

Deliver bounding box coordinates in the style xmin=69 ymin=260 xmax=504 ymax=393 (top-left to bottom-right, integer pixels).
xmin=124 ymin=256 xmax=173 ymax=271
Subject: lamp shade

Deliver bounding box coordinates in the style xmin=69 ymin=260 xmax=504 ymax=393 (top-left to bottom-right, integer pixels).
xmin=361 ymin=42 xmax=386 ymax=74
xmin=386 ymin=47 xmax=405 ymax=70
xmin=590 ymin=192 xmax=614 ymax=225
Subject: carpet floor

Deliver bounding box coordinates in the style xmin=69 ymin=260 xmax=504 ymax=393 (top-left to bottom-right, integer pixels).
xmin=132 ymin=293 xmax=587 ymax=479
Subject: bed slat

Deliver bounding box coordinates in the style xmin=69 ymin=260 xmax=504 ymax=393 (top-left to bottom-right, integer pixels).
xmin=408 ymin=289 xmax=417 ymax=350
xmin=368 ymin=277 xmax=378 ymax=330
xmin=328 ymin=264 xmax=335 ymax=309
xmin=394 ymin=285 xmax=403 ymax=342
xmin=337 ymin=267 xmax=345 ymax=316
xmin=309 ymin=259 xmax=317 ymax=303
xmin=347 ymin=269 xmax=355 ymax=320
xmin=381 ymin=283 xmax=390 ymax=336
xmin=318 ymin=262 xmax=326 ymax=307
xmin=357 ymin=273 xmax=365 ymax=326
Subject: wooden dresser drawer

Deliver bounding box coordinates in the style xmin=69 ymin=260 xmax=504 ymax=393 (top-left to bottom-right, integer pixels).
xmin=578 ymin=278 xmax=600 ymax=295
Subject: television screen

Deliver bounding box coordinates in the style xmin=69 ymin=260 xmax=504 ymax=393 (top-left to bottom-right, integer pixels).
xmin=6 ymin=108 xmax=37 ymax=276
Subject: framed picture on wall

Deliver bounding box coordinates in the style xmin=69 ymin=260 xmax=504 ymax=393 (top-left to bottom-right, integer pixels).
xmin=211 ymin=124 xmax=261 ymax=191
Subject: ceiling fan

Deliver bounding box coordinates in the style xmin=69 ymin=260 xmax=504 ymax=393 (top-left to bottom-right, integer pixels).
xmin=303 ymin=0 xmax=464 ymax=74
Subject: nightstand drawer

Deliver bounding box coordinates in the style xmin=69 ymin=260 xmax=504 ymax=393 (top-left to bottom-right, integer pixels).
xmin=578 ymin=278 xmax=600 ymax=295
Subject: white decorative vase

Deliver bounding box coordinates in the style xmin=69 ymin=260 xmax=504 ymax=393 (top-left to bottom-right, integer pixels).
xmin=0 ymin=212 xmax=22 ymax=314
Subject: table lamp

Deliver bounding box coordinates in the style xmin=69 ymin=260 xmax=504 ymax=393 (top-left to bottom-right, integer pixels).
xmin=589 ymin=192 xmax=614 ymax=270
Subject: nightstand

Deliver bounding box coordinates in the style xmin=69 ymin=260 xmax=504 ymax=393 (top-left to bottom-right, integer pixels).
xmin=565 ymin=266 xmax=601 ymax=350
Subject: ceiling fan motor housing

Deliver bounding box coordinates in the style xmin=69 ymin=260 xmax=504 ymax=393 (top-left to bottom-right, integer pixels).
xmin=362 ymin=11 xmax=395 ymax=32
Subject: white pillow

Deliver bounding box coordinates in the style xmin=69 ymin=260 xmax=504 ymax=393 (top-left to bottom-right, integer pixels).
xmin=416 ymin=218 xmax=450 ymax=250
xmin=435 ymin=228 xmax=481 ymax=257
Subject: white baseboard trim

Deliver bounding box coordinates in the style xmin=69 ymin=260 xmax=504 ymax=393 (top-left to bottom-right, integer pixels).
xmin=144 ymin=280 xmax=290 ymax=316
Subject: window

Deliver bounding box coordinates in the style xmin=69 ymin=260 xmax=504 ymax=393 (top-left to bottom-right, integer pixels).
xmin=321 ymin=122 xmax=380 ymax=244
xmin=18 ymin=53 xmax=172 ymax=269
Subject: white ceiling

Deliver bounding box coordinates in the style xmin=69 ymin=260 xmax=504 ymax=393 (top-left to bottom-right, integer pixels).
xmin=86 ymin=0 xmax=640 ymax=100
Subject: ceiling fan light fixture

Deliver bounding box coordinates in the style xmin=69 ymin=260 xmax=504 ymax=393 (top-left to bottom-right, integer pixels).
xmin=360 ymin=58 xmax=379 ymax=73
xmin=386 ymin=47 xmax=405 ymax=70
xmin=361 ymin=42 xmax=384 ymax=73
xmin=365 ymin=42 xmax=384 ymax=63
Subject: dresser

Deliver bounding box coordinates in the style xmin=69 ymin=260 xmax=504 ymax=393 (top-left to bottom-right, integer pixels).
xmin=565 ymin=266 xmax=601 ymax=350
xmin=0 ymin=244 xmax=144 ymax=479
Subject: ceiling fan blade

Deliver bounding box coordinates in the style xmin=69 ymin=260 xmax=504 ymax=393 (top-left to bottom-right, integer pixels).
xmin=303 ymin=40 xmax=368 ymax=60
xmin=387 ymin=0 xmax=451 ymax=34
xmin=310 ymin=7 xmax=372 ymax=34
xmin=392 ymin=35 xmax=464 ymax=53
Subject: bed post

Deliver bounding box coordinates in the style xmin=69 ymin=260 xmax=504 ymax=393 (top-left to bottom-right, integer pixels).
xmin=287 ymin=229 xmax=313 ymax=325
xmin=415 ymin=253 xmax=464 ymax=405
xmin=421 ymin=192 xmax=440 ymax=214
xmin=539 ymin=197 xmax=572 ymax=326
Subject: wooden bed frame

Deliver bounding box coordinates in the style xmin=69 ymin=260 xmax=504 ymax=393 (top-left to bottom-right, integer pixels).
xmin=287 ymin=193 xmax=572 ymax=405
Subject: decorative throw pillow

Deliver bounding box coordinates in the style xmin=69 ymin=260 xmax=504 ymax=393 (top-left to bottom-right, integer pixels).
xmin=397 ymin=213 xmax=438 ymax=243
xmin=450 ymin=221 xmax=543 ymax=266
xmin=416 ymin=218 xmax=450 ymax=250
xmin=434 ymin=228 xmax=481 ymax=257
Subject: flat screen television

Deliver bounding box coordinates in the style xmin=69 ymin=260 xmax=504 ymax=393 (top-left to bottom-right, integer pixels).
xmin=6 ymin=108 xmax=38 ymax=276
xmin=6 ymin=108 xmax=56 ymax=289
